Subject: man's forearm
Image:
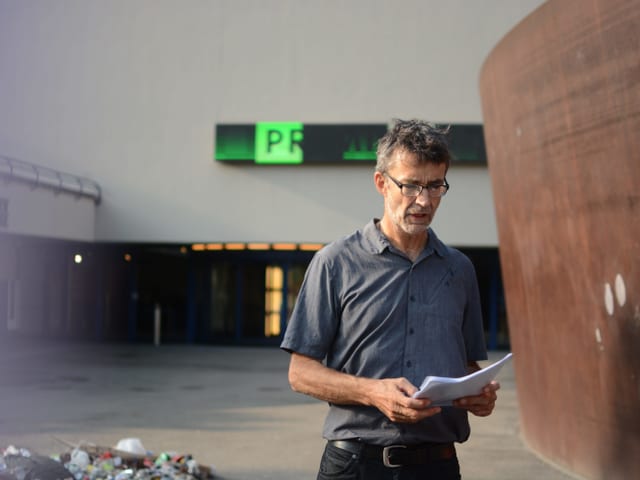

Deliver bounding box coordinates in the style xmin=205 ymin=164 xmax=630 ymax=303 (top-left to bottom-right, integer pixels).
xmin=288 ymin=352 xmax=443 ymax=424
xmin=288 ymin=352 xmax=374 ymax=406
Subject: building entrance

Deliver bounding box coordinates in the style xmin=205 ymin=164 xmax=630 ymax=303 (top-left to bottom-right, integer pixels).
xmin=128 ymin=246 xmax=314 ymax=345
xmin=0 ymin=237 xmax=510 ymax=351
xmin=194 ymin=258 xmax=307 ymax=345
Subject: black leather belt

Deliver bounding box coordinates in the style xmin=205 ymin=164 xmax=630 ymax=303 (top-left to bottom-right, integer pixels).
xmin=329 ymin=439 xmax=456 ymax=468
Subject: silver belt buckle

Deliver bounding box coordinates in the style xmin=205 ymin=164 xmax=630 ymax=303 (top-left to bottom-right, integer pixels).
xmin=382 ymin=445 xmax=406 ymax=468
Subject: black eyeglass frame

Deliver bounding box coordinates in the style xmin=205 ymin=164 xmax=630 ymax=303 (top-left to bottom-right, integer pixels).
xmin=384 ymin=173 xmax=450 ymax=198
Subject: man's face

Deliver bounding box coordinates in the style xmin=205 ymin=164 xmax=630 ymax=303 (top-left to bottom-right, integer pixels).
xmin=375 ymin=150 xmax=448 ymax=236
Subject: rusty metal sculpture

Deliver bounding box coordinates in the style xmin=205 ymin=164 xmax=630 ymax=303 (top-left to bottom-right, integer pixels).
xmin=479 ymin=0 xmax=640 ymax=478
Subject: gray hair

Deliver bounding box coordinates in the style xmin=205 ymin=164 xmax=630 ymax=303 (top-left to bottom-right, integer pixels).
xmin=375 ymin=119 xmax=451 ymax=173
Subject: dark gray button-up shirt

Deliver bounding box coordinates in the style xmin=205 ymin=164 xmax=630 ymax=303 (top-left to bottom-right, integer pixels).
xmin=281 ymin=219 xmax=487 ymax=445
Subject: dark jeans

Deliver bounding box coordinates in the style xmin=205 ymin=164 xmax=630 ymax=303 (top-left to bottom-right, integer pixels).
xmin=317 ymin=442 xmax=462 ymax=480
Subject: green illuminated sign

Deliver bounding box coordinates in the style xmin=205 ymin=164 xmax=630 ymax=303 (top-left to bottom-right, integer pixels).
xmin=255 ymin=122 xmax=304 ymax=164
xmin=214 ymin=123 xmax=486 ymax=165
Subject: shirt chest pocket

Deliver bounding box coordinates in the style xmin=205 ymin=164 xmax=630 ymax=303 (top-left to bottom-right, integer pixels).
xmin=410 ymin=270 xmax=466 ymax=324
xmin=411 ymin=267 xmax=464 ymax=304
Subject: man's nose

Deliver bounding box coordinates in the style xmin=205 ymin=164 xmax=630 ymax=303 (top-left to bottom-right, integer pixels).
xmin=414 ymin=189 xmax=432 ymax=206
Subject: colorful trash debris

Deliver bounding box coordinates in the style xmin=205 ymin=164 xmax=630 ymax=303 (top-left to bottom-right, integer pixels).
xmin=1 ymin=440 xmax=215 ymax=480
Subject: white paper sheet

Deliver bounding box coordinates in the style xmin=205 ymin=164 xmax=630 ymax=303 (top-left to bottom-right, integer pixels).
xmin=412 ymin=353 xmax=513 ymax=406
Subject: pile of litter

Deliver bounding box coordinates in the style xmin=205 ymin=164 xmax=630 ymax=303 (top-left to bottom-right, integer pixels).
xmin=1 ymin=439 xmax=215 ymax=480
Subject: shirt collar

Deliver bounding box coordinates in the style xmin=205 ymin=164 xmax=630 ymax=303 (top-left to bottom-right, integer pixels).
xmin=363 ymin=219 xmax=388 ymax=254
xmin=425 ymin=227 xmax=447 ymax=258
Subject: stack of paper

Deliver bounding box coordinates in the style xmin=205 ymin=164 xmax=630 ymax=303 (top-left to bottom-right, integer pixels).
xmin=412 ymin=353 xmax=513 ymax=406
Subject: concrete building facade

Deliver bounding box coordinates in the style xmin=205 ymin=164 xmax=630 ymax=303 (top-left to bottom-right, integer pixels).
xmin=0 ymin=0 xmax=546 ymax=345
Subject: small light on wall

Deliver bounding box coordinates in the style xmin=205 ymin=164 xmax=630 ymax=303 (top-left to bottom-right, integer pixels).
xmin=74 ymin=254 xmax=83 ymax=264
xmin=124 ymin=253 xmax=132 ymax=262
xmin=299 ymin=243 xmax=325 ymax=251
xmin=272 ymin=243 xmax=297 ymax=251
xmin=225 ymin=243 xmax=246 ymax=250
xmin=247 ymin=243 xmax=270 ymax=250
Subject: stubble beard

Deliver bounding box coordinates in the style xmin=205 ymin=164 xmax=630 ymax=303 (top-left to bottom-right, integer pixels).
xmin=387 ymin=204 xmax=432 ymax=236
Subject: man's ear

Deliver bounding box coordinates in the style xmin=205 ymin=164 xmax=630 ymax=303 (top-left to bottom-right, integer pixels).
xmin=374 ymin=171 xmax=386 ymax=195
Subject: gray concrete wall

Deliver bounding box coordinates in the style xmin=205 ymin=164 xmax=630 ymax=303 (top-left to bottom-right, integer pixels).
xmin=0 ymin=0 xmax=545 ymax=245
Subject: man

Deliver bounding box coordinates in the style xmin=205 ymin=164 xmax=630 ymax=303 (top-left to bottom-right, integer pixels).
xmin=281 ymin=119 xmax=500 ymax=480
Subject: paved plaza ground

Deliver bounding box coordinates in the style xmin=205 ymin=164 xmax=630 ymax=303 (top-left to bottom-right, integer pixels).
xmin=0 ymin=340 xmax=580 ymax=479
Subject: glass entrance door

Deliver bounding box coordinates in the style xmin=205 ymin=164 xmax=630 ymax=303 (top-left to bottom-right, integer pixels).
xmin=205 ymin=259 xmax=310 ymax=344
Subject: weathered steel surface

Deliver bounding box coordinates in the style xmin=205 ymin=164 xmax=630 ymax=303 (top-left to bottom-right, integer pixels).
xmin=479 ymin=0 xmax=640 ymax=479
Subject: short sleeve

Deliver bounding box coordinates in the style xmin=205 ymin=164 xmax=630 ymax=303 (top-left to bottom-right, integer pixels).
xmin=280 ymin=250 xmax=340 ymax=360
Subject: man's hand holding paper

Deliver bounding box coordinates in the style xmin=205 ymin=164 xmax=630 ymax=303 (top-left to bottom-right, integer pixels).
xmin=412 ymin=353 xmax=512 ymax=414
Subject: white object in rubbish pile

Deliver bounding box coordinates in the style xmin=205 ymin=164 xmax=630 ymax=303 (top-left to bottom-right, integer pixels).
xmin=114 ymin=438 xmax=147 ymax=456
xmin=70 ymin=448 xmax=90 ymax=469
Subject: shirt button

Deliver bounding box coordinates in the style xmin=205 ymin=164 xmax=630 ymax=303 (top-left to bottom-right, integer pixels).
xmin=409 ymin=295 xmax=416 ymax=302
xmin=406 ymin=360 xmax=412 ymax=367
xmin=409 ymin=328 xmax=415 ymax=335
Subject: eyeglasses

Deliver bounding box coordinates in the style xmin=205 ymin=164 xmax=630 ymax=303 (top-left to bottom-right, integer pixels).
xmin=384 ymin=173 xmax=450 ymax=198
